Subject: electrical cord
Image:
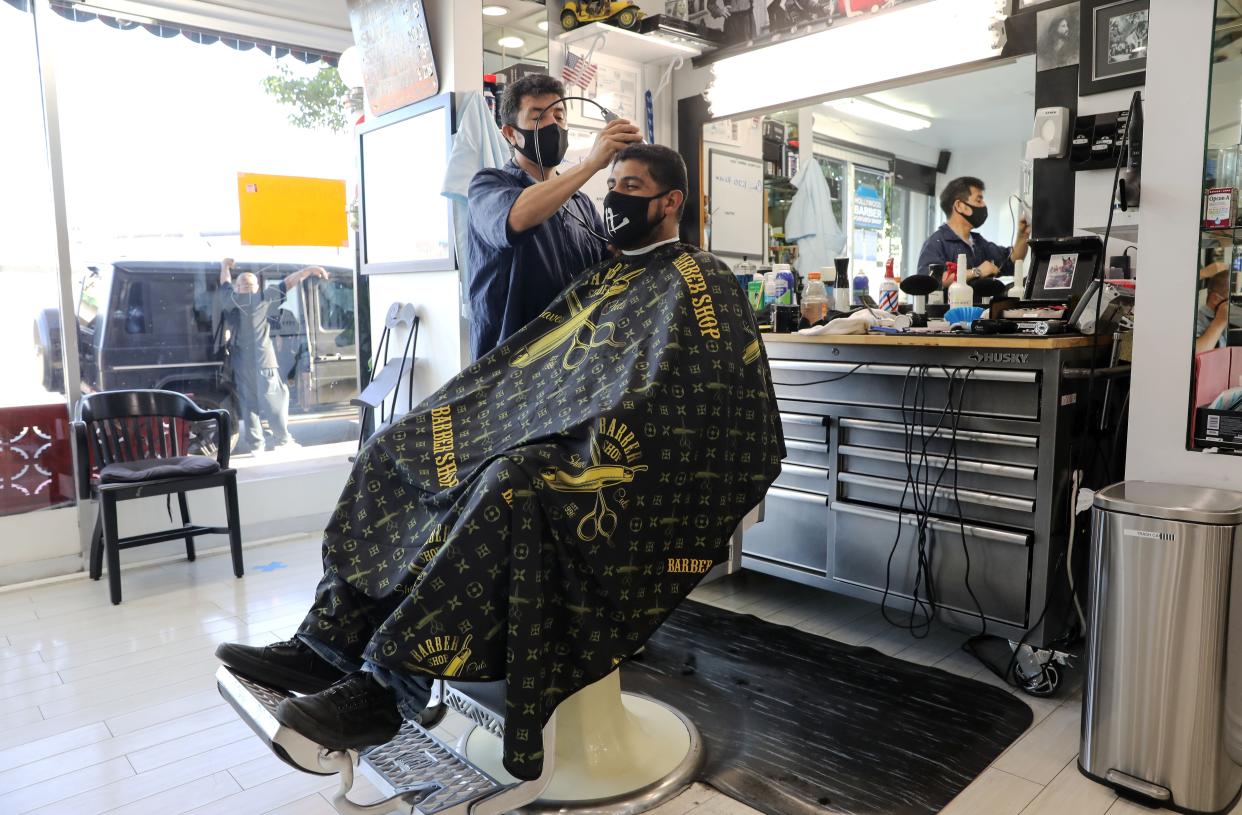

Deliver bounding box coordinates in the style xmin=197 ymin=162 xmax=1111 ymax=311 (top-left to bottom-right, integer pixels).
xmin=1066 ymin=469 xmax=1088 ymax=632
xmin=770 ymin=363 xmax=866 ymax=386
xmin=879 ymin=365 xmax=984 ymax=638
xmin=531 ymin=95 xmax=621 ymax=245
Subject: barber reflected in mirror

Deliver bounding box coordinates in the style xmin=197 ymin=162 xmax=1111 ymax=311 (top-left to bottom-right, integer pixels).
xmin=466 ymin=74 xmax=642 ymax=361
xmin=916 ymin=176 xmax=1031 ymax=301
xmin=1196 ymin=261 xmax=1231 ymax=354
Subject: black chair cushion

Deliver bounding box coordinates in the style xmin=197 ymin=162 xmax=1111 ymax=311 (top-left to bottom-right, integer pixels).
xmin=99 ymin=456 xmax=221 ymax=484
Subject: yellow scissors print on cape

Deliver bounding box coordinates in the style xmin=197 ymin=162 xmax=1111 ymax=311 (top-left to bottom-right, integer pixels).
xmin=539 ymin=434 xmax=647 ymax=542
xmin=511 ymin=264 xmax=647 ymax=370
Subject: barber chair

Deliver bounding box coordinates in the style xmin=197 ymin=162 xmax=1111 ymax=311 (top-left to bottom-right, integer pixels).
xmin=216 ymin=666 xmax=701 ymax=815
xmin=212 ymin=524 xmax=758 ymax=813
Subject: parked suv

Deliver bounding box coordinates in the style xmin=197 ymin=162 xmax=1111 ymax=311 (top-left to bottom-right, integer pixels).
xmin=35 ymin=259 xmax=357 ymax=450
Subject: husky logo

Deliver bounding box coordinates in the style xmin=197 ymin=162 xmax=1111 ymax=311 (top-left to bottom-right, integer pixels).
xmin=604 ymin=207 xmax=630 ymax=235
xmin=969 ymin=350 xmax=1030 ymax=365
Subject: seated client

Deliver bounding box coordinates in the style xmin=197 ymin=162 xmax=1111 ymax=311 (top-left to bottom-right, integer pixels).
xmin=216 ymin=144 xmax=784 ymax=781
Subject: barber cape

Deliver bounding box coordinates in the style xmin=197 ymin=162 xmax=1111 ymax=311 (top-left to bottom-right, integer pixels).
xmin=299 ymin=242 xmax=784 ymax=779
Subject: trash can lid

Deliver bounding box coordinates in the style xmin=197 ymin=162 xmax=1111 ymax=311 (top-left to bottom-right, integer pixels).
xmin=1094 ymin=481 xmax=1242 ymax=525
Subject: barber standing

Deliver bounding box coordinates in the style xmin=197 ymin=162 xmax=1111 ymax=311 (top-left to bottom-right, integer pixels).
xmin=916 ymin=175 xmax=1030 ymax=291
xmin=466 ymin=74 xmax=642 ymax=360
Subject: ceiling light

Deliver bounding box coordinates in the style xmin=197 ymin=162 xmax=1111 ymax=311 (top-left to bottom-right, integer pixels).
xmin=707 ymin=0 xmax=1006 ymax=119
xmin=823 ymin=97 xmax=931 ymax=131
xmin=498 ymin=35 xmax=525 ymax=49
xmin=482 ymin=5 xmax=509 ymax=16
xmin=538 ymin=20 xmax=549 ymax=32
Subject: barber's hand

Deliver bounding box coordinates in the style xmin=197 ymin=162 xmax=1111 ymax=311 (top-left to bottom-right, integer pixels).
xmin=1017 ymin=216 xmax=1031 ymax=241
xmin=221 ymin=258 xmax=235 ymax=271
xmin=587 ymin=118 xmax=642 ymax=170
xmin=304 ymin=266 xmax=328 ymax=280
xmin=977 ymin=260 xmax=1000 ymax=278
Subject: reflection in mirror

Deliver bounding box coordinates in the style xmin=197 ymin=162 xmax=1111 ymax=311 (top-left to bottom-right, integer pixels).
xmin=1190 ymin=0 xmax=1242 ymax=450
xmin=701 ymin=56 xmax=1035 ymax=306
xmin=482 ymin=0 xmax=551 ymax=88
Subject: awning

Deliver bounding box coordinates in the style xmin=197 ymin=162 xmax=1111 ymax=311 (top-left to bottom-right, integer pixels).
xmin=2 ymin=0 xmax=339 ymax=64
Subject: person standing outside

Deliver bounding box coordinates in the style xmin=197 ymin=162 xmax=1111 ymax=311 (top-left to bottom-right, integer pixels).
xmin=466 ymin=74 xmax=642 ymax=360
xmin=218 ymin=258 xmax=326 ymax=455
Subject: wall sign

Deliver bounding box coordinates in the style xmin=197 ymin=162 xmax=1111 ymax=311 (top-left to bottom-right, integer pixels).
xmin=348 ymin=0 xmax=439 ymax=116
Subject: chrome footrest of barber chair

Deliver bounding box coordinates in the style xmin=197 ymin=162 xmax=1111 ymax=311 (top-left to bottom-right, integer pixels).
xmin=216 ymin=667 xmax=554 ymax=815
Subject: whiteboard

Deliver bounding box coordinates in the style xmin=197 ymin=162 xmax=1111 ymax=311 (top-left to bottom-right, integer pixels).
xmin=707 ymin=150 xmax=763 ymax=258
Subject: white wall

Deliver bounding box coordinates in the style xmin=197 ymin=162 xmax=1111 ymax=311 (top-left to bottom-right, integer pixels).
xmin=942 ymin=140 xmax=1024 ymax=249
xmin=1127 ymin=0 xmax=1230 ymax=486
xmin=1073 ymin=87 xmax=1141 ymax=261
xmin=363 ymin=0 xmax=483 ymax=405
xmin=813 ymin=113 xmax=941 ymax=167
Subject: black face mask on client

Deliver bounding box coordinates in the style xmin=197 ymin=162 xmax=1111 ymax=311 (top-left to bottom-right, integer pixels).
xmin=957 ymin=200 xmax=989 ymax=230
xmin=603 ymin=189 xmax=671 ymax=251
xmin=511 ymin=121 xmax=569 ymax=169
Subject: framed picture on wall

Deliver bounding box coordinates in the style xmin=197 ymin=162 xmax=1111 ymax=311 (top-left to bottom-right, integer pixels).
xmin=1079 ymin=0 xmax=1149 ymax=95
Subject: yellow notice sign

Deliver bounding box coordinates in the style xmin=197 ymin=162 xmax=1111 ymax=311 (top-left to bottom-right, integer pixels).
xmin=238 ymin=172 xmax=348 ymax=247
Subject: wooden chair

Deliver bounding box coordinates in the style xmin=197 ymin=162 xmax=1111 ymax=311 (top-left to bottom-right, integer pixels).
xmin=74 ymin=389 xmax=243 ymax=604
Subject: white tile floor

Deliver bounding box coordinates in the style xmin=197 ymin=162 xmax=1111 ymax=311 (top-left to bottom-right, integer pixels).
xmin=0 ymin=536 xmax=1197 ymax=814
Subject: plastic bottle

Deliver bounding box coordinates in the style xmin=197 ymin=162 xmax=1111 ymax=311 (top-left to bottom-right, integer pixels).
xmin=833 ymin=258 xmax=852 ymax=312
xmin=879 ymin=258 xmax=899 ymax=312
xmin=852 ymin=266 xmax=870 ymax=306
xmin=762 ymin=269 xmax=779 ymax=307
xmin=801 ymin=272 xmax=829 ymax=324
xmin=821 ymin=266 xmax=836 ymax=310
xmin=949 ymin=252 xmax=974 ymax=310
xmin=735 ymin=256 xmax=756 ymax=294
xmin=773 ymin=263 xmax=796 ymax=305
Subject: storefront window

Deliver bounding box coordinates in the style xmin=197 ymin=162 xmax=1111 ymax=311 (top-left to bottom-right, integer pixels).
xmin=48 ymin=13 xmax=358 ymax=464
xmin=0 ymin=2 xmax=75 ymax=517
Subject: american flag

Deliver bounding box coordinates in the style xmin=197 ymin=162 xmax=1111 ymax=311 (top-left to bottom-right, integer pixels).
xmin=561 ymin=50 xmax=598 ymax=89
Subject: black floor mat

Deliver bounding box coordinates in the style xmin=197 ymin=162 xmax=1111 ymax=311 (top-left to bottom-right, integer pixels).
xmin=620 ymin=600 xmax=1034 ymax=815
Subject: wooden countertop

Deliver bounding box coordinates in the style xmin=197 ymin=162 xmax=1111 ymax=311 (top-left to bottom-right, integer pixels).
xmin=762 ymin=332 xmax=1110 ymax=350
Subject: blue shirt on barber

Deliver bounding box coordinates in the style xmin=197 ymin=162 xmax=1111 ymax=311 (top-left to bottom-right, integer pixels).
xmin=466 ymin=159 xmax=607 ymax=360
xmin=916 ymin=222 xmax=1014 ymax=279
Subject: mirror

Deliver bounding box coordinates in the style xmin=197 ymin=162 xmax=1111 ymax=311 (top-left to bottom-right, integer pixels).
xmin=482 ymin=0 xmax=551 ymax=88
xmin=700 ymin=56 xmax=1035 ymax=302
xmin=1190 ymin=0 xmax=1242 ymax=450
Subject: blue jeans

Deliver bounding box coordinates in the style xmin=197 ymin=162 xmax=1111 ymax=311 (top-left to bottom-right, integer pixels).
xmin=298 ymin=634 xmax=434 ymax=720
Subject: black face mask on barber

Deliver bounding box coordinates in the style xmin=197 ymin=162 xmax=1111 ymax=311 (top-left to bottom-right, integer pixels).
xmin=510 ymin=121 xmax=569 ymax=168
xmin=956 ymin=200 xmax=989 ymax=229
xmin=603 ymin=189 xmax=671 ymax=250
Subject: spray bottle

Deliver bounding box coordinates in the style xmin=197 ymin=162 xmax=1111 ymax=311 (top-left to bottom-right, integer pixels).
xmin=852 ymin=265 xmax=870 ymax=307
xmin=833 ymin=257 xmax=853 ymax=312
xmin=879 ymin=258 xmax=899 ymax=312
xmin=949 ymin=252 xmax=974 ymax=310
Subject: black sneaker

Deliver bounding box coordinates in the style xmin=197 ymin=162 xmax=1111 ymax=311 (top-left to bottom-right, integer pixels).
xmin=274 ymin=671 xmax=403 ymax=750
xmin=215 ymin=637 xmax=346 ymax=695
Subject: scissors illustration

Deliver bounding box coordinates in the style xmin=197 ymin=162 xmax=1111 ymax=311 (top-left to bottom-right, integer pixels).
xmin=510 ymin=266 xmax=646 ymax=369
xmin=563 ymin=305 xmax=625 ymax=370
xmin=538 ymin=434 xmax=647 ymax=542
xmin=578 ymin=491 xmax=618 ymax=542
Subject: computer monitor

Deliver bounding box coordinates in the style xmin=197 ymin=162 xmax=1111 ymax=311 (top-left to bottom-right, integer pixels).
xmin=1025 ymin=236 xmax=1103 ymax=302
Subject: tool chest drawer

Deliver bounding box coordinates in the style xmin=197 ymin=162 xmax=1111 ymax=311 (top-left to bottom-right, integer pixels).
xmin=768 ymin=361 xmax=1041 ymax=421
xmin=743 ymin=487 xmax=830 ymax=574
xmin=832 ymin=501 xmax=1031 ymax=626
xmin=837 ymin=417 xmax=1039 ymax=468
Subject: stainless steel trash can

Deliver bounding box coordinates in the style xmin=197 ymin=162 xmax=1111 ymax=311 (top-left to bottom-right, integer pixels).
xmin=1081 ymin=481 xmax=1242 ymax=815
